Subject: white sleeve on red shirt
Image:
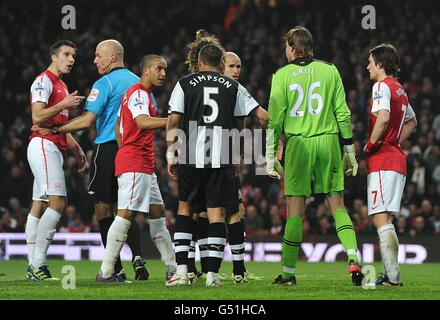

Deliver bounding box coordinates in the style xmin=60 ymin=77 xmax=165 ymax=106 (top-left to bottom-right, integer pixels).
xmin=371 ymin=81 xmax=391 ymax=114
xmin=128 ymin=90 xmax=150 ymax=119
xmin=30 ymin=74 xmax=53 ymax=104
xmin=405 ymin=103 xmax=416 ymax=122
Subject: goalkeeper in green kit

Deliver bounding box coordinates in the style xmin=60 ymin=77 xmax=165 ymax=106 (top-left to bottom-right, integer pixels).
xmin=266 ymin=26 xmax=364 ymax=286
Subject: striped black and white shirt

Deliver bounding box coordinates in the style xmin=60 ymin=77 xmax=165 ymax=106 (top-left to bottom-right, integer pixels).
xmin=168 ymin=71 xmax=258 ymax=168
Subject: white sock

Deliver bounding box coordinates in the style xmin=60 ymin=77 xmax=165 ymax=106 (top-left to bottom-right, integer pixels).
xmin=33 ymin=208 xmax=61 ymax=268
xmin=176 ymin=264 xmax=188 ymax=276
xmin=149 ymin=217 xmax=177 ymax=269
xmin=25 ymin=214 xmax=40 ymax=266
xmin=100 ymin=216 xmax=131 ymax=277
xmin=378 ymin=224 xmax=400 ymax=283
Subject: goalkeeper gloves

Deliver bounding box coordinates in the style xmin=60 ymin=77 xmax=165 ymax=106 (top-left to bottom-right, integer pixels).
xmin=342 ymin=144 xmax=358 ymax=176
xmin=266 ymin=157 xmax=284 ymax=180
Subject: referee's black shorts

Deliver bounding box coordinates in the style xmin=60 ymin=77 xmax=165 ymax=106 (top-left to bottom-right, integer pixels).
xmin=88 ymin=141 xmax=118 ymax=203
xmin=178 ymin=165 xmax=237 ymax=212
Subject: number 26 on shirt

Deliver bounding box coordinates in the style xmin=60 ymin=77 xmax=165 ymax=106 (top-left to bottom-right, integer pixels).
xmin=289 ymin=81 xmax=323 ymax=118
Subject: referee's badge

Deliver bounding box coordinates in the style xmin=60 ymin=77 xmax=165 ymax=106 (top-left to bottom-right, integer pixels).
xmin=87 ymin=88 xmax=99 ymax=102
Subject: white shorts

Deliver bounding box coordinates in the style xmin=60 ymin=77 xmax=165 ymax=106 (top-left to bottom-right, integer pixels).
xmin=367 ymin=170 xmax=406 ymax=215
xmin=117 ymin=172 xmax=164 ymax=213
xmin=27 ymin=137 xmax=66 ymax=201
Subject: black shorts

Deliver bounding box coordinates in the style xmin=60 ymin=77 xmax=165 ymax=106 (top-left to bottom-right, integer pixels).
xmin=178 ymin=166 xmax=237 ymax=211
xmin=187 ymin=168 xmax=241 ymax=215
xmin=88 ymin=141 xmax=118 ymax=203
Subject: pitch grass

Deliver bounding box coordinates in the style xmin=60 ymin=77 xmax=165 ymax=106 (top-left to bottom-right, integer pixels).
xmin=0 ymin=260 xmax=439 ymax=300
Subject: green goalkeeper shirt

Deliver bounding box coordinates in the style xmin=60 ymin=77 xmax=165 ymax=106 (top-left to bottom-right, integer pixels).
xmin=266 ymin=57 xmax=353 ymax=158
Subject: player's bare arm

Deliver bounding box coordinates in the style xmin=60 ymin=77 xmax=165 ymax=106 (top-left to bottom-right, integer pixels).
xmin=58 ymin=111 xmax=97 ymax=134
xmin=66 ymin=133 xmax=88 ymax=172
xmin=31 ymin=90 xmax=85 ymax=124
xmin=254 ymin=106 xmax=268 ymax=127
xmin=398 ymin=116 xmax=417 ymax=145
xmin=166 ymin=113 xmax=182 ymax=179
xmin=364 ymin=109 xmax=389 ymax=153
xmin=135 ymin=115 xmax=168 ymax=130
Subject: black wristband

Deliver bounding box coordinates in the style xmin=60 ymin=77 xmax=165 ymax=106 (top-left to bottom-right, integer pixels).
xmin=51 ymin=126 xmax=59 ymax=134
xmin=341 ymin=137 xmax=353 ymax=145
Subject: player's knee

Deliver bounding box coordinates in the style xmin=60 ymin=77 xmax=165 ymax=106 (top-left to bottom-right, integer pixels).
xmin=31 ymin=201 xmax=47 ymax=217
xmin=49 ymin=196 xmax=66 ymax=214
xmin=149 ymin=204 xmax=165 ymax=219
xmin=326 ymin=193 xmax=345 ymax=213
xmin=95 ymin=202 xmax=115 ymax=220
xmin=238 ymin=203 xmax=245 ymax=219
xmin=227 ymin=212 xmax=241 ymax=225
xmin=207 ymin=208 xmax=225 ymax=223
xmin=116 ymin=209 xmax=133 ymax=221
xmin=373 ymin=213 xmax=392 ymax=229
xmin=177 ymin=201 xmax=192 ymax=216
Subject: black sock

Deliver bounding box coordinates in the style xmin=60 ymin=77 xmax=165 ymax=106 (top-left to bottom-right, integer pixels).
xmin=207 ymin=222 xmax=226 ymax=273
xmin=187 ymin=219 xmax=198 ymax=273
xmin=197 ymin=216 xmax=209 ymax=273
xmin=126 ymin=218 xmax=142 ymax=262
xmin=228 ymin=220 xmax=246 ymax=276
xmin=99 ymin=217 xmax=123 ymax=273
xmin=174 ymin=215 xmax=193 ymax=267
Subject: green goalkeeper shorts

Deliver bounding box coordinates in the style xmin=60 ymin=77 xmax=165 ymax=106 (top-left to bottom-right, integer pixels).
xmin=284 ymin=134 xmax=344 ymax=197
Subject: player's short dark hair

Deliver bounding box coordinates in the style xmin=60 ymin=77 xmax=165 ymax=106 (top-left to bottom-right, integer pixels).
xmin=140 ymin=54 xmax=163 ymax=71
xmin=198 ymin=44 xmax=224 ymax=68
xmin=49 ymin=40 xmax=76 ymax=57
xmin=285 ymin=26 xmax=314 ymax=57
xmin=369 ymin=43 xmax=400 ymax=76
xmin=186 ymin=29 xmax=223 ymax=73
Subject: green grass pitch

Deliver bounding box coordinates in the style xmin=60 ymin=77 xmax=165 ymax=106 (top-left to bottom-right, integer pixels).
xmin=1 ymin=260 xmax=439 ymax=300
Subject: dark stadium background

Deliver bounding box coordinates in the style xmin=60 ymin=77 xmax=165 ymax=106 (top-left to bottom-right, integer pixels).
xmin=0 ymin=0 xmax=439 ymax=261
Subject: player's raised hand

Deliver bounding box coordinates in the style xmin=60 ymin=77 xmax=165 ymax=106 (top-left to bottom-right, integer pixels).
xmin=62 ymin=90 xmax=85 ymax=109
xmin=31 ymin=124 xmax=51 ymax=135
xmin=343 ymin=144 xmax=358 ymax=176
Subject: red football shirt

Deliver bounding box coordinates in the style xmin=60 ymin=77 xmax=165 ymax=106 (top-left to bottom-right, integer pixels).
xmin=367 ymin=77 xmax=416 ymax=175
xmin=29 ymin=69 xmax=69 ymax=152
xmin=115 ymin=83 xmax=157 ymax=176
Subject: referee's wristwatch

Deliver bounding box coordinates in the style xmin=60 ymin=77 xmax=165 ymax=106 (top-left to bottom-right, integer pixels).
xmin=51 ymin=125 xmax=59 ymax=134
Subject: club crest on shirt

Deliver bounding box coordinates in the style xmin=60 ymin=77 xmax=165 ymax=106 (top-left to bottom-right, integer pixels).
xmin=396 ymin=88 xmax=407 ymax=98
xmin=87 ymin=88 xmax=99 ymax=102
